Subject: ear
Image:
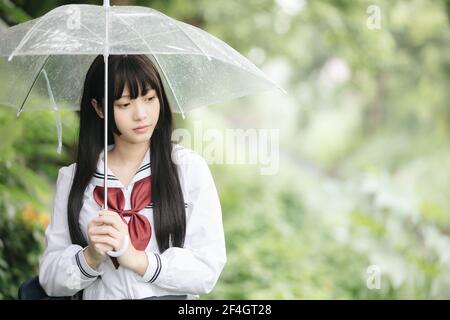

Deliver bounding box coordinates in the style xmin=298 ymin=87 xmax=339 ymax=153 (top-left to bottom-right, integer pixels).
xmin=91 ymin=99 xmax=104 ymax=119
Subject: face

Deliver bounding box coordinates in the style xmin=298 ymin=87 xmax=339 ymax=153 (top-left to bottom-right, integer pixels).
xmin=106 ymin=85 xmax=160 ymax=144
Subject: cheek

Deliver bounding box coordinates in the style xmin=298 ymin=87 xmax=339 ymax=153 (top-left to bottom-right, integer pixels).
xmin=151 ymin=101 xmax=161 ymax=123
xmin=113 ymin=110 xmax=128 ymax=128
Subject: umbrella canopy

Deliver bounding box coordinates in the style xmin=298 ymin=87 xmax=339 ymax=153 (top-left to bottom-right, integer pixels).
xmin=0 ymin=2 xmax=284 ymax=117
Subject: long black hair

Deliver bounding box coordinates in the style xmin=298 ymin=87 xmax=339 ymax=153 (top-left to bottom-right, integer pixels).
xmin=67 ymin=54 xmax=186 ymax=253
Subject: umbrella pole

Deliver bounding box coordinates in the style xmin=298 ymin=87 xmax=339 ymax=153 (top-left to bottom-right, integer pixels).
xmin=103 ymin=0 xmax=109 ymax=211
xmin=103 ymin=53 xmax=109 ymax=211
xmin=105 ymin=0 xmax=128 ymax=258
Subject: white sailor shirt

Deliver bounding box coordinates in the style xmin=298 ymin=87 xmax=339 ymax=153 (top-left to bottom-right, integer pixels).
xmin=38 ymin=144 xmax=227 ymax=300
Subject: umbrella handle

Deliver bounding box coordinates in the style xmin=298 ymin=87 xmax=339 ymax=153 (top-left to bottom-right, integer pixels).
xmin=107 ymin=235 xmax=129 ymax=257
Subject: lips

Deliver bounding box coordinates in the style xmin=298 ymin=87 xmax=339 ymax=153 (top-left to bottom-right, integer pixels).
xmin=133 ymin=125 xmax=149 ymax=130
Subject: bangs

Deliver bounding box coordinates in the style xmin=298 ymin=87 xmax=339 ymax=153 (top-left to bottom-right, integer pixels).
xmin=113 ymin=56 xmax=157 ymax=101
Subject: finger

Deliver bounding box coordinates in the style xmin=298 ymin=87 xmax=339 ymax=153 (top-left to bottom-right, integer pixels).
xmin=97 ymin=215 xmax=125 ymax=232
xmin=98 ymin=210 xmax=124 ymax=225
xmin=91 ymin=225 xmax=121 ymax=239
xmin=88 ymin=217 xmax=110 ymax=234
xmin=89 ymin=217 xmax=107 ymax=227
xmin=94 ymin=243 xmax=114 ymax=254
xmin=91 ymin=213 xmax=123 ymax=228
xmin=91 ymin=235 xmax=120 ymax=251
xmin=99 ymin=210 xmax=120 ymax=217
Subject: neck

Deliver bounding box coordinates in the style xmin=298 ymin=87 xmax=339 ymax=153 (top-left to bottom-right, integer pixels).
xmin=109 ymin=138 xmax=150 ymax=166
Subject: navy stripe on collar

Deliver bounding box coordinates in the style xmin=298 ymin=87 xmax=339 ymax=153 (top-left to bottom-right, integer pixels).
xmin=145 ymin=203 xmax=188 ymax=208
xmin=93 ymin=172 xmax=119 ymax=180
xmin=93 ymin=162 xmax=151 ymax=180
xmin=136 ymin=162 xmax=151 ymax=174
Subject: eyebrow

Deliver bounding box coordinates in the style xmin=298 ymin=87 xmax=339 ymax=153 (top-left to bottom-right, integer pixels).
xmin=119 ymin=89 xmax=155 ymax=99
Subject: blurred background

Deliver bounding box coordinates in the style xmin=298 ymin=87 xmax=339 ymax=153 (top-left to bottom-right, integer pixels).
xmin=0 ymin=0 xmax=449 ymax=299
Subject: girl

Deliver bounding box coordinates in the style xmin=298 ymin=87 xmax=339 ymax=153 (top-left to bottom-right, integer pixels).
xmin=38 ymin=55 xmax=227 ymax=300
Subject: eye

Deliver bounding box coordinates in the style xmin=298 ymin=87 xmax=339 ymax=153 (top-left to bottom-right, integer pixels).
xmin=145 ymin=95 xmax=155 ymax=102
xmin=116 ymin=103 xmax=130 ymax=108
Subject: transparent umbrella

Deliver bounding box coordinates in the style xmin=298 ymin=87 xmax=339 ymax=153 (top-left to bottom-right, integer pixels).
xmin=0 ymin=0 xmax=285 ymax=229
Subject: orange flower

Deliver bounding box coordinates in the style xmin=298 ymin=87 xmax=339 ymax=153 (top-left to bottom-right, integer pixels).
xmin=21 ymin=204 xmax=49 ymax=229
xmin=22 ymin=204 xmax=39 ymax=223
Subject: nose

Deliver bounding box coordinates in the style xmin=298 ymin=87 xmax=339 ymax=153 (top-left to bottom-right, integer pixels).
xmin=133 ymin=101 xmax=148 ymax=121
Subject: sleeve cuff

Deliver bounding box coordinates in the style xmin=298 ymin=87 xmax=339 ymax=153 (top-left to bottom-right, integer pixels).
xmin=74 ymin=249 xmax=103 ymax=280
xmin=135 ymin=252 xmax=162 ymax=283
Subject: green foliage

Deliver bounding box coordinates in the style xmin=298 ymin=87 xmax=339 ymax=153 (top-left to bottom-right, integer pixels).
xmin=0 ymin=104 xmax=78 ymax=299
xmin=0 ymin=206 xmax=45 ymax=299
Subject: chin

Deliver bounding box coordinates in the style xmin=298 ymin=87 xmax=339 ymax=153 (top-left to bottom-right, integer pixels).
xmin=136 ymin=134 xmax=153 ymax=142
xmin=119 ymin=135 xmax=149 ymax=144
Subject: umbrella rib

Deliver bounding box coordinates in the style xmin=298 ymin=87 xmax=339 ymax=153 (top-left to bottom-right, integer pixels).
xmin=112 ymin=12 xmax=186 ymax=118
xmin=108 ymin=29 xmax=179 ymax=47
xmin=153 ymin=14 xmax=286 ymax=95
xmin=16 ymin=55 xmax=51 ymax=117
xmin=42 ymin=68 xmax=63 ymax=154
xmin=79 ymin=22 xmax=104 ymax=42
xmin=8 ymin=15 xmax=101 ymax=61
xmin=8 ymin=17 xmax=47 ymax=61
xmin=17 ymin=26 xmax=103 ymax=49
xmin=166 ymin=17 xmax=212 ymax=62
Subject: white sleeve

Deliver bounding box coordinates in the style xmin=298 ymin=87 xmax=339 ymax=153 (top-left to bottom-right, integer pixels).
xmin=135 ymin=154 xmax=227 ymax=295
xmin=39 ymin=166 xmax=102 ymax=297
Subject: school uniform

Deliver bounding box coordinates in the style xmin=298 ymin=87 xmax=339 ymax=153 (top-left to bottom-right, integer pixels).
xmin=39 ymin=144 xmax=227 ymax=300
